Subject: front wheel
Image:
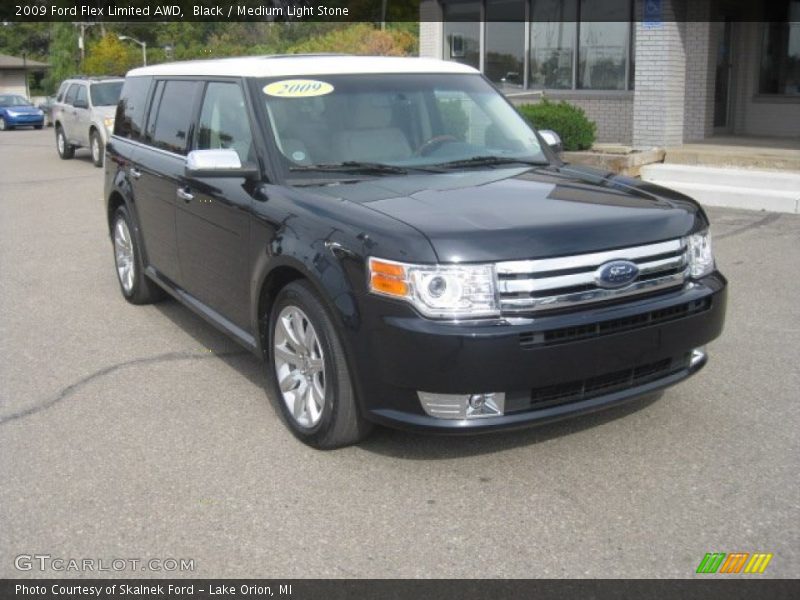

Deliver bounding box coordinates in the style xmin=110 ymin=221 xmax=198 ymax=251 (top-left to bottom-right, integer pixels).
xmin=90 ymin=130 xmax=103 ymax=167
xmin=111 ymin=206 xmax=164 ymax=304
xmin=56 ymin=126 xmax=74 ymax=159
xmin=0 ymin=117 xmax=12 ymax=131
xmin=266 ymin=281 xmax=372 ymax=449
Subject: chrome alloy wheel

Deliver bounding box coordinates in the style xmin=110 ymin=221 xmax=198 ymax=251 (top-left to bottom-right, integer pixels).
xmin=57 ymin=130 xmax=65 ymax=154
xmin=113 ymin=217 xmax=135 ymax=294
xmin=273 ymin=306 xmax=326 ymax=428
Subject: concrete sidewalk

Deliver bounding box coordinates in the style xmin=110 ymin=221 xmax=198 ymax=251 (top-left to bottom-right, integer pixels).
xmin=640 ymin=163 xmax=800 ymax=214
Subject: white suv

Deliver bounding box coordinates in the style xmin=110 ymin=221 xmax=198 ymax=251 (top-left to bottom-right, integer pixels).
xmin=52 ymin=77 xmax=123 ymax=167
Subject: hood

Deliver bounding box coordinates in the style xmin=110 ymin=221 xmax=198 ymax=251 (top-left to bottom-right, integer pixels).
xmin=94 ymin=105 xmax=116 ymax=119
xmin=4 ymin=104 xmax=39 ymax=114
xmin=310 ymin=165 xmax=704 ymax=262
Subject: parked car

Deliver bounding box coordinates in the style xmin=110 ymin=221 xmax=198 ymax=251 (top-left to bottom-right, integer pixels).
xmin=0 ymin=94 xmax=44 ymax=130
xmin=52 ymin=77 xmax=124 ymax=167
xmin=105 ymin=56 xmax=727 ymax=449
xmin=38 ymin=95 xmax=56 ymax=127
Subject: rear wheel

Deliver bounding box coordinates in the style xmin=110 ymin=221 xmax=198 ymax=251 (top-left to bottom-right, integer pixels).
xmin=34 ymin=124 xmax=43 ymax=130
xmin=266 ymin=280 xmax=372 ymax=449
xmin=56 ymin=125 xmax=74 ymax=159
xmin=90 ymin=130 xmax=103 ymax=167
xmin=111 ymin=206 xmax=164 ymax=304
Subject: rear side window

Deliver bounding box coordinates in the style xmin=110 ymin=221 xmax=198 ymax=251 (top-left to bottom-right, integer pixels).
xmin=146 ymin=80 xmax=200 ymax=155
xmin=114 ymin=76 xmax=152 ymax=140
xmin=56 ymin=82 xmax=69 ymax=102
xmin=63 ymin=84 xmax=78 ymax=105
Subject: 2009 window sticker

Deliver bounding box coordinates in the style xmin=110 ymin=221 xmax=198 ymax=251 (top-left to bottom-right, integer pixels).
xmin=263 ymin=80 xmax=334 ymax=98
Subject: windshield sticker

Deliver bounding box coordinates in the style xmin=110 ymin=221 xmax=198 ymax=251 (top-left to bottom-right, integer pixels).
xmin=263 ymin=80 xmax=334 ymax=98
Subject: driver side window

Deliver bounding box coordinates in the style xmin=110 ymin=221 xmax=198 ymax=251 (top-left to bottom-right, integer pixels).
xmin=196 ymin=81 xmax=253 ymax=163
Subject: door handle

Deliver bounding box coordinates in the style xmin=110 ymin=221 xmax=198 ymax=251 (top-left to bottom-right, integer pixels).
xmin=129 ymin=167 xmax=141 ymax=179
xmin=176 ymin=187 xmax=194 ymax=203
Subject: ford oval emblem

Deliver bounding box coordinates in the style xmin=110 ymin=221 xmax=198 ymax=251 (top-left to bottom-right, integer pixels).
xmin=595 ymin=260 xmax=639 ymax=289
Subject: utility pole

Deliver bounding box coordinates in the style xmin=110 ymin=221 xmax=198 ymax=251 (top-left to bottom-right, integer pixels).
xmin=22 ymin=52 xmax=29 ymax=98
xmin=74 ymin=22 xmax=98 ymax=73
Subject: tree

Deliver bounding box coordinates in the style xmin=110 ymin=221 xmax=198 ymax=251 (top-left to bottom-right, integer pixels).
xmin=43 ymin=23 xmax=78 ymax=94
xmin=288 ymin=23 xmax=416 ymax=56
xmin=0 ymin=23 xmax=51 ymax=59
xmin=83 ymin=34 xmax=138 ymax=77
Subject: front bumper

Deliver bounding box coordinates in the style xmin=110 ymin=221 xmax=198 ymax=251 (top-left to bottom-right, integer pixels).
xmin=350 ymin=273 xmax=727 ymax=432
xmin=5 ymin=114 xmax=44 ymax=127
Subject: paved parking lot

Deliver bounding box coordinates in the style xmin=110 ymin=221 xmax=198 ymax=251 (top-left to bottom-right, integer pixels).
xmin=1 ymin=128 xmax=798 ymax=578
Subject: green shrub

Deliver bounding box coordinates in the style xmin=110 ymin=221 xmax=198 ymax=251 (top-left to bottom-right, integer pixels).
xmin=517 ymin=99 xmax=597 ymax=151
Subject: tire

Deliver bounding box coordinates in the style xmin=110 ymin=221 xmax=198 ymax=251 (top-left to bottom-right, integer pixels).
xmin=266 ymin=280 xmax=372 ymax=449
xmin=34 ymin=124 xmax=43 ymax=130
xmin=111 ymin=206 xmax=165 ymax=305
xmin=90 ymin=129 xmax=103 ymax=167
xmin=56 ymin=125 xmax=74 ymax=159
xmin=0 ymin=117 xmax=13 ymax=131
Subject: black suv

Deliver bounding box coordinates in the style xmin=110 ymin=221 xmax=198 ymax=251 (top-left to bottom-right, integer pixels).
xmin=104 ymin=56 xmax=726 ymax=448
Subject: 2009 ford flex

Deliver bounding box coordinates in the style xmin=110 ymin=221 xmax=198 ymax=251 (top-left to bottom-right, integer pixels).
xmin=104 ymin=55 xmax=726 ymax=448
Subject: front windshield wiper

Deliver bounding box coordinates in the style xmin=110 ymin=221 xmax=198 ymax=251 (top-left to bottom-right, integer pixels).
xmin=290 ymin=161 xmax=408 ymax=175
xmin=432 ymin=155 xmax=550 ymax=170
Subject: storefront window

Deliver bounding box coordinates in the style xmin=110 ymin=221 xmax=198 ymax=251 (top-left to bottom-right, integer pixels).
xmin=442 ymin=0 xmax=634 ymax=92
xmin=530 ymin=0 xmax=577 ymax=89
xmin=485 ymin=0 xmax=526 ymax=89
xmin=759 ymin=2 xmax=800 ymax=95
xmin=577 ymin=0 xmax=630 ymax=90
xmin=443 ymin=2 xmax=482 ymax=71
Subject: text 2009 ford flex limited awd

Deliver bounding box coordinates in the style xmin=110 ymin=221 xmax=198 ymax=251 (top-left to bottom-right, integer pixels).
xmin=104 ymin=56 xmax=726 ymax=448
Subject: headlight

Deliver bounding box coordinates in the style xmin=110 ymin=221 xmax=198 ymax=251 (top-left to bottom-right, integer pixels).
xmin=685 ymin=230 xmax=715 ymax=278
xmin=368 ymin=257 xmax=499 ymax=319
xmin=6 ymin=110 xmax=19 ymax=117
xmin=103 ymin=117 xmax=115 ymax=130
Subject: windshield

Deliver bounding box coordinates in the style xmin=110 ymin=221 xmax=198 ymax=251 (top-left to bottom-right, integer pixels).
xmin=0 ymin=95 xmax=31 ymax=107
xmin=90 ymin=81 xmax=123 ymax=106
xmin=257 ymin=73 xmax=548 ymax=176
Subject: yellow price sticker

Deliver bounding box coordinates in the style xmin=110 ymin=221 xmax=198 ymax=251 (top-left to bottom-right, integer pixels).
xmin=263 ymin=79 xmax=334 ymax=98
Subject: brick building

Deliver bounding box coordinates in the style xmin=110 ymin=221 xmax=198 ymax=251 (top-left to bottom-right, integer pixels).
xmin=419 ymin=0 xmax=800 ymax=149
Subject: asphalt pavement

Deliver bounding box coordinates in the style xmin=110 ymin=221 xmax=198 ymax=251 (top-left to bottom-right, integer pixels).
xmin=1 ymin=128 xmax=798 ymax=578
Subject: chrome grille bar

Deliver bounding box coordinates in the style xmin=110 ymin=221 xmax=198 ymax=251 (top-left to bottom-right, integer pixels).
xmin=496 ymin=239 xmax=688 ymax=313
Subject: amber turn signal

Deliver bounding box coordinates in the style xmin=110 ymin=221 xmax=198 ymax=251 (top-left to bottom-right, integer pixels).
xmin=368 ymin=259 xmax=409 ymax=298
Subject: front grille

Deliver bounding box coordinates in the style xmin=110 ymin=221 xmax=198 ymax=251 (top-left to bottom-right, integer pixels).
xmin=507 ymin=354 xmax=690 ymax=413
xmin=519 ymin=297 xmax=711 ymax=348
xmin=496 ymin=239 xmax=689 ymax=314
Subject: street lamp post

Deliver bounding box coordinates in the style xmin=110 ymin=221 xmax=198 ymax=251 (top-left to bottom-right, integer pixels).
xmin=118 ymin=35 xmax=147 ymax=66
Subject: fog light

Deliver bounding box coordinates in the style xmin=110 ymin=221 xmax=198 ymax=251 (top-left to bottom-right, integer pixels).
xmin=468 ymin=394 xmax=484 ymax=409
xmin=690 ymin=346 xmax=707 ymax=367
xmin=466 ymin=393 xmax=503 ymax=418
xmin=418 ymin=391 xmax=505 ymax=419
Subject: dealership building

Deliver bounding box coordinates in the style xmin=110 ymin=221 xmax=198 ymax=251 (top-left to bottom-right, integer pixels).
xmin=419 ymin=0 xmax=800 ymax=149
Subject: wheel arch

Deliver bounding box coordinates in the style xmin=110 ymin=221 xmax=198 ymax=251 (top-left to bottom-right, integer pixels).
xmin=253 ymin=254 xmax=360 ymax=361
xmin=255 ymin=262 xmax=310 ymax=357
xmin=107 ymin=190 xmax=126 ymax=235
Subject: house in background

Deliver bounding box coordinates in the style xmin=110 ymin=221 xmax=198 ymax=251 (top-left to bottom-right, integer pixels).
xmin=0 ymin=53 xmax=49 ymax=98
xmin=419 ymin=0 xmax=800 ymax=150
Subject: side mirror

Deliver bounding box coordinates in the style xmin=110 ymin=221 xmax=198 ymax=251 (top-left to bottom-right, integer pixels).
xmin=185 ymin=149 xmax=258 ymax=179
xmin=73 ymin=99 xmax=89 ymax=109
xmin=539 ymin=129 xmax=563 ymax=154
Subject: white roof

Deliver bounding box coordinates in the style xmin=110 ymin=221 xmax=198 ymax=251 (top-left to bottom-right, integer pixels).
xmin=127 ymin=55 xmax=478 ymax=78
